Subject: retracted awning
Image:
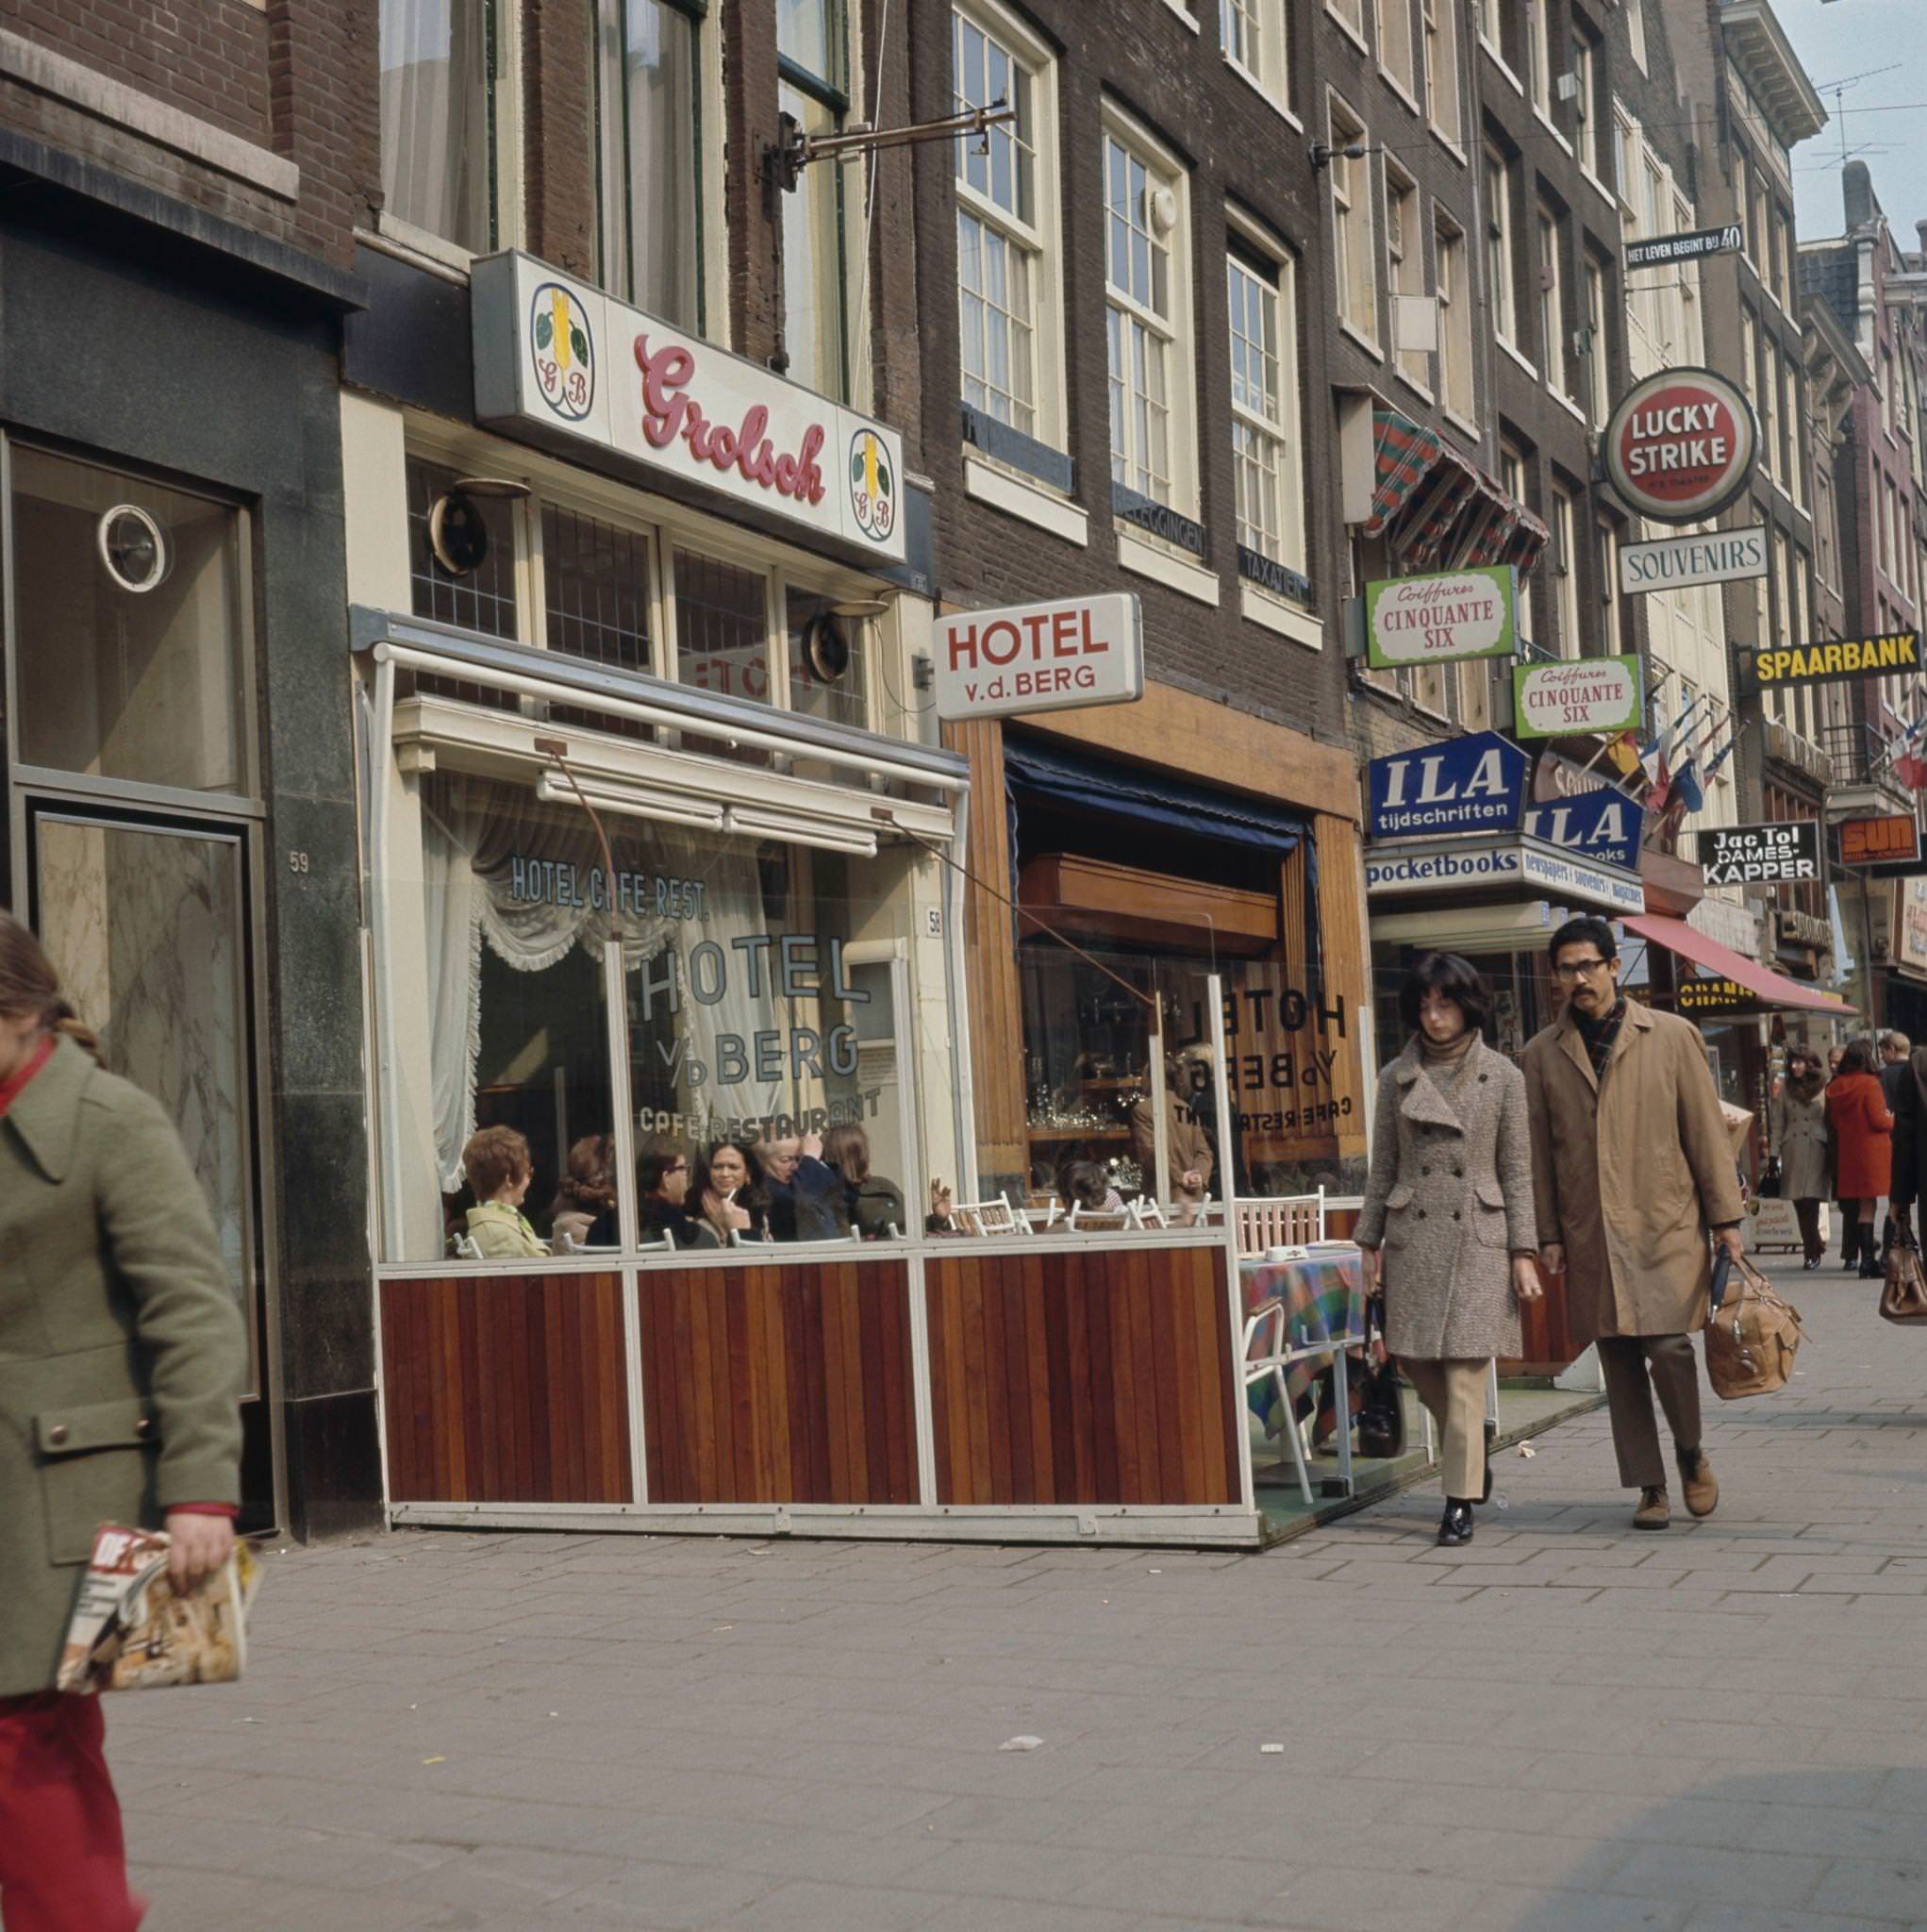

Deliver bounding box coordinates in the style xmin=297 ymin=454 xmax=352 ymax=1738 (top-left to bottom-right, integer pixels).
xmin=1621 ymin=912 xmax=1856 ymax=1016
xmin=1357 ymin=408 xmax=1548 ymax=577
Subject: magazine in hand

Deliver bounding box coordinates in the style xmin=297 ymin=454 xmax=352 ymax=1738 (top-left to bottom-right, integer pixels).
xmin=57 ymin=1524 xmax=262 ymax=1694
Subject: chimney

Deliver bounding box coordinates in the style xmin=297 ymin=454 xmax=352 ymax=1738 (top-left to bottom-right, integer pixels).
xmin=1844 ymin=159 xmax=1876 ymax=233
xmin=1917 ymin=220 xmax=1927 ymax=260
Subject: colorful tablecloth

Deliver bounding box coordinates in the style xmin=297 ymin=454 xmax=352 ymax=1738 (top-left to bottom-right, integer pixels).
xmin=1239 ymin=1245 xmax=1370 ymax=1437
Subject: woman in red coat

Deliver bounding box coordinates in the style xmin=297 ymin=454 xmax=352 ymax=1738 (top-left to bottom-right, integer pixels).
xmin=1827 ymin=1036 xmax=1893 ymax=1278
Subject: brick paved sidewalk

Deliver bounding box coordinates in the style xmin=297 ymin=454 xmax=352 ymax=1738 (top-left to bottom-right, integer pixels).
xmin=116 ymin=1254 xmax=1927 ymax=1932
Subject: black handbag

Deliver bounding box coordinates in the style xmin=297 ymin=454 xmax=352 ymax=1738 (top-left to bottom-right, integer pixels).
xmin=1757 ymin=1156 xmax=1783 ymax=1199
xmin=1354 ymin=1294 xmax=1407 ymax=1461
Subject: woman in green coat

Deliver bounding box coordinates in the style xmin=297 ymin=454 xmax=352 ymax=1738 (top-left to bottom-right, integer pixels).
xmin=0 ymin=912 xmax=247 ymax=1929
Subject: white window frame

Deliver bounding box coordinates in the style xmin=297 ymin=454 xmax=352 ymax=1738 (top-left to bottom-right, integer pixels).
xmin=1421 ymin=0 xmax=1462 ymax=149
xmin=1102 ymin=100 xmax=1199 ymax=518
xmin=1526 ymin=0 xmax=1552 ymax=124
xmin=1584 ymin=255 xmax=1609 ymax=426
xmin=1330 ymin=93 xmax=1378 ymax=350
xmin=1627 ymin=0 xmax=1647 ymax=74
xmin=1221 ymin=0 xmax=1290 ymax=116
xmin=1434 ymin=207 xmax=1474 ymax=428
xmin=1224 ymin=213 xmax=1307 ymax=581
xmin=953 ymin=0 xmax=1067 ymax=455
xmin=1537 ymin=204 xmax=1569 ymax=401
xmin=1377 ymin=0 xmax=1417 ymax=105
xmin=1573 ymin=32 xmax=1602 ymax=182
xmin=1326 ymin=0 xmax=1368 ymax=52
xmin=1551 ymin=485 xmax=1580 ymax=658
xmin=1385 ymin=160 xmax=1428 ymax=395
xmin=1484 ymin=144 xmax=1518 ymax=351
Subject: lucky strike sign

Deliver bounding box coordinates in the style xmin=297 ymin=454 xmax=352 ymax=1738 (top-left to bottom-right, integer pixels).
xmin=934 ymin=593 xmax=1143 ymax=722
xmin=472 ymin=251 xmax=906 ymax=563
xmin=1603 ymin=367 xmax=1757 ymax=524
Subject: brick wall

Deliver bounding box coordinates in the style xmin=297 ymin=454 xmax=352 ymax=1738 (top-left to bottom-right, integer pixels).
xmin=521 ymin=0 xmax=594 ymax=281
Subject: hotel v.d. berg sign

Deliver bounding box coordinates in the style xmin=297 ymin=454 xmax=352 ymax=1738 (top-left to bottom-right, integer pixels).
xmin=472 ymin=251 xmax=906 ymax=564
xmin=1602 ymin=367 xmax=1757 ymax=525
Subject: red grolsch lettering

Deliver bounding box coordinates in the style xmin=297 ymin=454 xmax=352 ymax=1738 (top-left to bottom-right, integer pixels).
xmin=634 ymin=336 xmax=828 ymax=507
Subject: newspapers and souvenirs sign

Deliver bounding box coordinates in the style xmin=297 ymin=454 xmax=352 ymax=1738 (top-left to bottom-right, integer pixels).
xmin=1367 ymin=731 xmax=1531 ymax=840
xmin=1839 ymin=814 xmax=1922 ymax=868
xmin=934 ymin=593 xmax=1142 ymax=721
xmin=1364 ymin=566 xmax=1517 ymax=668
xmin=1364 ymin=838 xmax=1642 ymax=912
xmin=1750 ymin=630 xmax=1922 ymax=689
xmin=1623 ymin=225 xmax=1744 ymax=271
xmin=1512 ymin=655 xmax=1643 ymax=740
xmin=1619 ymin=525 xmax=1768 ymax=595
xmin=1603 ymin=367 xmax=1757 ymax=524
xmin=1702 ymin=821 xmax=1821 ymax=886
xmin=472 ymin=250 xmax=906 ymax=563
xmin=1522 ymin=785 xmax=1643 ymax=874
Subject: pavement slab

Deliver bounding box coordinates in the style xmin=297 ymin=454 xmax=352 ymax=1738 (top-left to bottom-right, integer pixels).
xmin=107 ymin=1257 xmax=1927 ymax=1930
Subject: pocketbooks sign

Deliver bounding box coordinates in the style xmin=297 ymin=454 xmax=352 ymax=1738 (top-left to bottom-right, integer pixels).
xmin=1368 ymin=731 xmax=1531 ymax=840
xmin=1364 ymin=566 xmax=1517 ymax=668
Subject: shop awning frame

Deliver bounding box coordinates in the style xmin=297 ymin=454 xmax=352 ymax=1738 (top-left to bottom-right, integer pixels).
xmin=1621 ymin=911 xmax=1856 ymax=1016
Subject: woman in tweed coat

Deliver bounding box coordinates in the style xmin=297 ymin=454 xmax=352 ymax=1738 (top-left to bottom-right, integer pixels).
xmin=1355 ymin=954 xmax=1541 ymax=1546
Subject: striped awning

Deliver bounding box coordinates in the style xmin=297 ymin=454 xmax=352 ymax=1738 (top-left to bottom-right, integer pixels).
xmin=1360 ymin=409 xmax=1445 ymax=539
xmin=1398 ymin=444 xmax=1483 ymax=571
xmin=1358 ymin=408 xmax=1548 ymax=577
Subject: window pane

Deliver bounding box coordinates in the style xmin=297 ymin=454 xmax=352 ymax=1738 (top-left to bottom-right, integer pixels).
xmin=407 ymin=457 xmax=519 ymax=639
xmin=675 ymin=548 xmax=770 ymax=704
xmin=777 ymin=0 xmax=836 ymax=85
xmin=10 ymin=446 xmax=246 ymax=793
xmin=379 ymin=0 xmax=493 ymax=251
xmin=598 ymin=0 xmax=703 ymax=328
xmin=779 ymin=81 xmax=847 ymax=400
xmin=542 ymin=505 xmax=651 ymax=673
xmin=395 ymin=774 xmax=625 ymax=1262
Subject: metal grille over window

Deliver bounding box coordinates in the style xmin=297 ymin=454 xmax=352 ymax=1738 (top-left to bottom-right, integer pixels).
xmin=541 ymin=505 xmax=650 ymax=673
xmin=674 ymin=549 xmax=770 ymax=707
xmin=407 ymin=458 xmax=518 ymax=640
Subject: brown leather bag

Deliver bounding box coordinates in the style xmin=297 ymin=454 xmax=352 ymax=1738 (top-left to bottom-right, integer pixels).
xmin=1882 ymin=1224 xmax=1927 ymax=1324
xmin=1703 ymin=1256 xmax=1806 ymax=1399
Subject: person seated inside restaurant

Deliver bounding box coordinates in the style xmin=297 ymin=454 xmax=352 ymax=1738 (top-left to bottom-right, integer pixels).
xmin=460 ymin=1124 xmax=549 ymax=1259
xmin=757 ymin=1128 xmax=842 ymax=1241
xmin=549 ymin=1132 xmax=618 ymax=1249
xmin=1057 ymin=1158 xmax=1125 ymax=1217
xmin=820 ymin=1123 xmax=906 ymax=1239
xmin=1129 ymin=1045 xmax=1215 ymax=1224
xmin=693 ymin=1139 xmax=771 ymax=1245
xmin=638 ymin=1146 xmax=717 ymax=1249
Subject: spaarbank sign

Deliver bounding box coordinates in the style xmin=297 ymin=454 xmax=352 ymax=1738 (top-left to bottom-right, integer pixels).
xmin=472 ymin=251 xmax=906 ymax=564
xmin=1602 ymin=366 xmax=1757 ymax=525
xmin=935 ymin=593 xmax=1144 ymax=723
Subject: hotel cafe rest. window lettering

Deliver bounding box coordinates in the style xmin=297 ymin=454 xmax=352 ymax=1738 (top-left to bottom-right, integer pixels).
xmin=388 ymin=773 xmax=925 ymax=1263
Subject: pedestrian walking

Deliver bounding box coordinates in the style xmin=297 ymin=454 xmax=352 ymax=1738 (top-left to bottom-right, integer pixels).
xmin=1826 ymin=1038 xmax=1892 ymax=1280
xmin=1878 ymin=1034 xmax=1910 ymax=1259
xmin=1886 ymin=1037 xmax=1927 ymax=1258
xmin=0 ymin=912 xmax=247 ymax=1931
xmin=1521 ymin=917 xmax=1741 ymax=1533
xmin=1769 ymin=1046 xmax=1832 ymax=1269
xmin=1355 ymin=954 xmax=1541 ymax=1547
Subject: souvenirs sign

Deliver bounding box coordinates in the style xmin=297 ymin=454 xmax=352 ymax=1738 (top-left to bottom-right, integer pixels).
xmin=1702 ymin=822 xmax=1821 ymax=887
xmin=472 ymin=250 xmax=906 ymax=563
xmin=1364 ymin=566 xmax=1517 ymax=668
xmin=1603 ymin=367 xmax=1757 ymax=524
xmin=1839 ymin=814 xmax=1921 ymax=869
xmin=1367 ymin=731 xmax=1531 ymax=839
xmin=1512 ymin=655 xmax=1643 ymax=741
xmin=1750 ymin=630 xmax=1922 ymax=689
xmin=934 ymin=593 xmax=1142 ymax=721
xmin=1623 ymin=225 xmax=1744 ymax=271
xmin=1619 ymin=525 xmax=1767 ymax=595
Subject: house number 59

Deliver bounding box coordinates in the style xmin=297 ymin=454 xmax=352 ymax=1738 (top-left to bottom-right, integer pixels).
xmin=288 ymin=850 xmax=310 ymax=874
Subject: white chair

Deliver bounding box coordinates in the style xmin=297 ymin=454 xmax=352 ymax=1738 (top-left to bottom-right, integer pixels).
xmin=450 ymin=1230 xmax=483 ymax=1261
xmin=1235 ymin=1190 xmax=1327 ymax=1257
xmin=954 ymin=1195 xmax=1033 ymax=1236
xmin=1131 ymin=1196 xmax=1169 ymax=1229
xmin=1242 ymin=1297 xmax=1320 ymax=1507
xmin=1065 ymin=1205 xmax=1134 ymax=1232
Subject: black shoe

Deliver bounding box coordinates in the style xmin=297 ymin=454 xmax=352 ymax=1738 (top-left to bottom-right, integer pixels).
xmin=1860 ymin=1228 xmax=1883 ymax=1279
xmin=1803 ymin=1255 xmax=1820 ymax=1271
xmin=1437 ymin=1501 xmax=1474 ymax=1546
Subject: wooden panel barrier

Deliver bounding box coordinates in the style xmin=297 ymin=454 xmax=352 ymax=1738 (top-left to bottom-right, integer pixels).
xmin=637 ymin=1259 xmax=918 ymax=1506
xmin=925 ymin=1244 xmax=1240 ymax=1507
xmin=380 ymin=1274 xmax=632 ymax=1504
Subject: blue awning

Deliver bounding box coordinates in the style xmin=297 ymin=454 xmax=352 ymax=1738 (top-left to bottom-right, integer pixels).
xmin=1004 ymin=735 xmax=1310 ymax=864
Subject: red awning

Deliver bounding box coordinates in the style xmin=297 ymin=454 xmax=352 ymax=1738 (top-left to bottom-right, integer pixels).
xmin=1620 ymin=912 xmax=1855 ymax=1016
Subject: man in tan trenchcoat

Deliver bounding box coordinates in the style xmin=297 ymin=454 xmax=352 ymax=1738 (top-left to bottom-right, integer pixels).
xmin=1522 ymin=916 xmax=1743 ymax=1532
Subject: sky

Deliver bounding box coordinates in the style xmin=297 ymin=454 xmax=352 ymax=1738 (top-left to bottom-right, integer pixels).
xmin=1777 ymin=0 xmax=1927 ymax=241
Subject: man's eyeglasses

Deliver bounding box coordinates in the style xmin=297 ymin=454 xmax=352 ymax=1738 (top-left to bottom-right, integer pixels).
xmin=665 ymin=1160 xmax=689 ymax=1175
xmin=1553 ymin=956 xmax=1612 ymax=982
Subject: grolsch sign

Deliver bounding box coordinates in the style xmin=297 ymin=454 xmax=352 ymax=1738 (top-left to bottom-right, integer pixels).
xmin=934 ymin=592 xmax=1143 ymax=722
xmin=1701 ymin=822 xmax=1821 ymax=887
xmin=1603 ymin=367 xmax=1757 ymax=525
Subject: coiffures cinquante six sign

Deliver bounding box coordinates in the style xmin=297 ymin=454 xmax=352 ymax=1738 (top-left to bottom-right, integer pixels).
xmin=472 ymin=251 xmax=906 ymax=564
xmin=1701 ymin=822 xmax=1822 ymax=886
xmin=1602 ymin=367 xmax=1757 ymax=525
xmin=1363 ymin=566 xmax=1517 ymax=668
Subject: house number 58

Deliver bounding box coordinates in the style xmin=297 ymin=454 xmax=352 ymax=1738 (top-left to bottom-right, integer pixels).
xmin=288 ymin=850 xmax=310 ymax=874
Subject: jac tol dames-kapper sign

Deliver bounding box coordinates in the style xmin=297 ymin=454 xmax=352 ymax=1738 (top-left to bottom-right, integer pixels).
xmin=472 ymin=251 xmax=906 ymax=564
xmin=1603 ymin=367 xmax=1758 ymax=525
xmin=1363 ymin=566 xmax=1518 ymax=669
